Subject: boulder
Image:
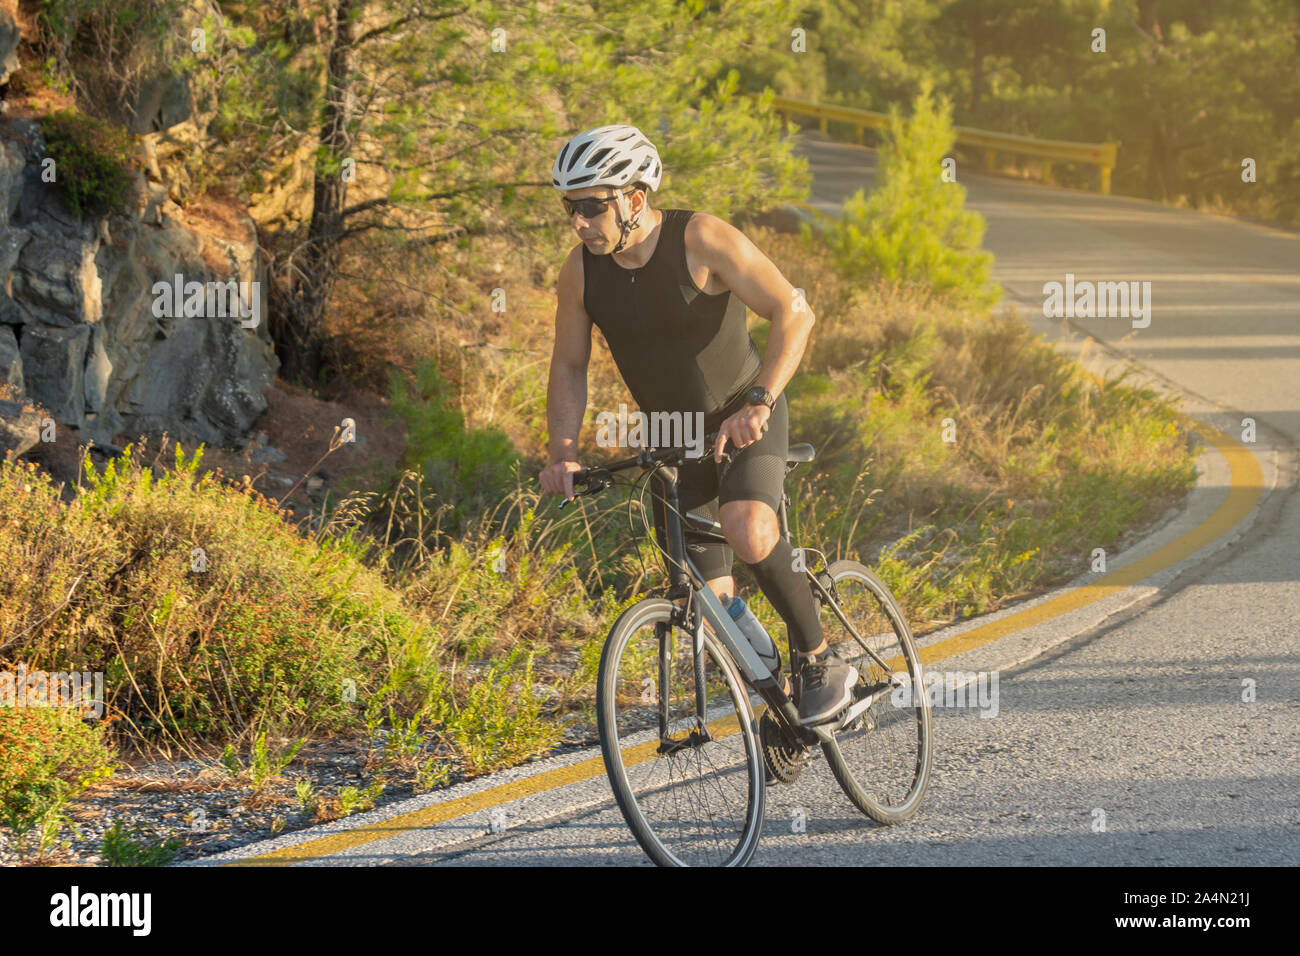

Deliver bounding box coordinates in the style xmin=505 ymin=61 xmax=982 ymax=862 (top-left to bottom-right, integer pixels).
xmin=123 ymin=72 xmax=195 ymax=136
xmin=11 ymin=232 xmax=103 ymax=327
xmin=19 ymin=323 xmax=89 ymax=422
xmin=0 ymin=398 xmax=41 ymax=460
xmin=0 ymin=9 xmax=19 ymax=87
xmin=0 ymin=323 xmax=20 ymax=390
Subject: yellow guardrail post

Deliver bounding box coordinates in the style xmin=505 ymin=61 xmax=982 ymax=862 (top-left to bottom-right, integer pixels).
xmin=1097 ymin=141 xmax=1117 ymax=195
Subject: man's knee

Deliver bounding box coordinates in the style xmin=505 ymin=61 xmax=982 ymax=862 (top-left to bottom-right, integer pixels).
xmin=719 ymin=500 xmax=780 ymax=564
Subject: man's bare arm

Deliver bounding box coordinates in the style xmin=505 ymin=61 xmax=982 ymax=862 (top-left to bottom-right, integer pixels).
xmin=686 ymin=213 xmax=816 ymax=401
xmin=546 ymin=245 xmax=593 ymax=470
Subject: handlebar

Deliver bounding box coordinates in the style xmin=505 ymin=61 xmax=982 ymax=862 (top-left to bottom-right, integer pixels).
xmin=554 ymin=429 xmax=731 ymax=509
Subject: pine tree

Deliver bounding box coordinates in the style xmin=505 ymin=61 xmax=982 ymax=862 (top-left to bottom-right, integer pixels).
xmin=825 ymin=80 xmax=997 ymax=307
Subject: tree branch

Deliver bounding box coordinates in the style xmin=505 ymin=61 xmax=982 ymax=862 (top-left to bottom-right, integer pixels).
xmin=341 ymin=182 xmax=549 ymax=219
xmin=349 ymin=6 xmax=472 ymax=48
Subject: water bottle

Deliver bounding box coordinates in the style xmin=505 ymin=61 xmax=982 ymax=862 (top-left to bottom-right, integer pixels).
xmin=725 ymin=596 xmax=782 ymax=676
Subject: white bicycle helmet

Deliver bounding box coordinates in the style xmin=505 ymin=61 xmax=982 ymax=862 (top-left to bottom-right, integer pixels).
xmin=553 ymin=125 xmax=662 ymax=254
xmin=551 ymin=124 xmax=662 ymax=192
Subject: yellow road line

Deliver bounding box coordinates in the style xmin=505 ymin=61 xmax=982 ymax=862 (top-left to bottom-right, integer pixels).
xmin=228 ymin=415 xmax=1260 ymax=866
xmin=224 ymin=754 xmax=610 ymax=866
xmin=917 ymin=417 xmax=1261 ymax=665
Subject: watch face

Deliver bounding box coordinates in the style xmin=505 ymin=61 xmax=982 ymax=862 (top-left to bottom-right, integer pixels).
xmin=747 ymin=386 xmax=772 ymax=407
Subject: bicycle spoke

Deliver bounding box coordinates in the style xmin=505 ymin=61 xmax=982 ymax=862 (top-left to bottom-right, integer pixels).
xmin=599 ymin=600 xmax=764 ymax=866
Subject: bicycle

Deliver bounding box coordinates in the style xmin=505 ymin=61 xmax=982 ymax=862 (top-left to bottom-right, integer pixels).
xmin=560 ymin=432 xmax=933 ymax=866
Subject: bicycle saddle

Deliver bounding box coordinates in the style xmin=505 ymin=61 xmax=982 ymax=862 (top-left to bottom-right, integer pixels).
xmin=786 ymin=442 xmax=815 ymax=463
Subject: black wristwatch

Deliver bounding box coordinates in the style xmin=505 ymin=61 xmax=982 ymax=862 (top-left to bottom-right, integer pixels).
xmin=745 ymin=385 xmax=775 ymax=409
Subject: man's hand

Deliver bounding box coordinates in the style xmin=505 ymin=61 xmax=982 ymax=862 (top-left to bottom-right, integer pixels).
xmin=539 ymin=459 xmax=585 ymax=500
xmin=713 ymin=404 xmax=771 ymax=462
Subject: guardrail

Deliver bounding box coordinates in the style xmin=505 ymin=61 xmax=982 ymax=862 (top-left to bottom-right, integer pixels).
xmin=764 ymin=94 xmax=1118 ymax=195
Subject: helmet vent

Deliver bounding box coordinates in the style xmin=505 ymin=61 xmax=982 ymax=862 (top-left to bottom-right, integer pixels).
xmin=566 ymin=140 xmax=592 ymax=171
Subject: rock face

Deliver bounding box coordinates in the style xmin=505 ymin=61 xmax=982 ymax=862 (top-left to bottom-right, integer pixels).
xmin=0 ymin=117 xmax=279 ymax=449
xmin=0 ymin=8 xmax=18 ymax=87
xmin=0 ymin=397 xmax=41 ymax=459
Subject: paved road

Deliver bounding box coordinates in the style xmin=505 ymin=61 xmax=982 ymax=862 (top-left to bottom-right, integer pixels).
xmin=204 ymin=135 xmax=1299 ymax=868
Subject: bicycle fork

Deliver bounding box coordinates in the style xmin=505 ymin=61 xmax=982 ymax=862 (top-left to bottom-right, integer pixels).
xmin=654 ymin=614 xmax=714 ymax=754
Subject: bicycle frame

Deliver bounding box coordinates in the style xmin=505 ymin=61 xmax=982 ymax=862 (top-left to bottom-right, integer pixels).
xmin=652 ymin=465 xmax=835 ymax=750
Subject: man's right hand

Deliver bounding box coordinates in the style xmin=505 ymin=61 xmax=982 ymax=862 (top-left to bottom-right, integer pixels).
xmin=538 ymin=459 xmax=585 ymax=500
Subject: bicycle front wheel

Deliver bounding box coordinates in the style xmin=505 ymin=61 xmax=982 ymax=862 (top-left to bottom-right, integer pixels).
xmin=597 ymin=597 xmax=765 ymax=867
xmin=816 ymin=560 xmax=933 ymax=824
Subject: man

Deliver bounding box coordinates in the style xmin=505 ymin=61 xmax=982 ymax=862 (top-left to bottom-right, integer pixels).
xmin=537 ymin=124 xmax=858 ymax=725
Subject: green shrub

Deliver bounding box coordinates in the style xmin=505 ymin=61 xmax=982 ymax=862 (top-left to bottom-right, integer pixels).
xmin=39 ymin=110 xmax=137 ymax=218
xmin=0 ymin=442 xmax=445 ymax=750
xmin=822 ymin=81 xmax=998 ymax=308
xmin=449 ymin=646 xmax=559 ymax=774
xmin=0 ymin=707 xmax=116 ymax=858
xmin=220 ymin=732 xmax=303 ymax=795
xmin=389 ymin=360 xmax=522 ymax=536
xmin=99 ymin=820 xmax=182 ymax=866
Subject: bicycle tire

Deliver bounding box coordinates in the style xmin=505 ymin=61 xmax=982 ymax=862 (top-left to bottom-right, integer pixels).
xmin=816 ymin=560 xmax=933 ymax=824
xmin=597 ymin=596 xmax=766 ymax=866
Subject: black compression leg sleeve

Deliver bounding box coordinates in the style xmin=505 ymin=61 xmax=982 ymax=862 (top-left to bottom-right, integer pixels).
xmin=744 ymin=537 xmax=824 ymax=655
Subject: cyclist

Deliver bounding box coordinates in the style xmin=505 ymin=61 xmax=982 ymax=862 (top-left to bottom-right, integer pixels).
xmin=538 ymin=124 xmax=859 ymax=726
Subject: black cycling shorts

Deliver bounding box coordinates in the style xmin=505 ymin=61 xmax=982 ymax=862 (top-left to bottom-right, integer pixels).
xmin=649 ymin=392 xmax=789 ymax=582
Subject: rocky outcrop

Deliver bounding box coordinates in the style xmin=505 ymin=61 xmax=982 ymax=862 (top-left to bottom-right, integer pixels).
xmin=0 ymin=396 xmax=40 ymax=459
xmin=0 ymin=117 xmax=279 ymax=449
xmin=0 ymin=7 xmax=18 ymax=87
xmin=0 ymin=323 xmax=19 ymax=388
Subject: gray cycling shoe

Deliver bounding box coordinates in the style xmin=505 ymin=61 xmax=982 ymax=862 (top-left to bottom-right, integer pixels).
xmin=795 ymin=650 xmax=859 ymax=725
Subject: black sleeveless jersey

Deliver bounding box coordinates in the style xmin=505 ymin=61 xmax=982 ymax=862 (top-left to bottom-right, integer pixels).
xmin=582 ymin=208 xmax=762 ymax=430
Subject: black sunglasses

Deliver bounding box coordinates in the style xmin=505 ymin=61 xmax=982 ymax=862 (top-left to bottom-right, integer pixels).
xmin=561 ymin=190 xmax=634 ymax=219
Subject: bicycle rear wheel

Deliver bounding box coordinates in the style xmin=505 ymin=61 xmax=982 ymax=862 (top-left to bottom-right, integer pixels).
xmin=815 ymin=560 xmax=932 ymax=824
xmin=597 ymin=597 xmax=765 ymax=866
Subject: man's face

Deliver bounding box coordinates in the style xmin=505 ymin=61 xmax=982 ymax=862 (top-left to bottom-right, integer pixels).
xmin=563 ymin=186 xmax=641 ymax=251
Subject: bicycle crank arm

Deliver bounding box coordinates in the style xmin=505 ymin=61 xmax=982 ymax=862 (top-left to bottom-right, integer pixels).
xmin=836 ymin=696 xmax=877 ymax=729
xmin=832 ymin=679 xmax=895 ymax=729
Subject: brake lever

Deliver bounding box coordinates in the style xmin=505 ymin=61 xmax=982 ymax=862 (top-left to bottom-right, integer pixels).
xmin=558 ymin=475 xmax=609 ymax=508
